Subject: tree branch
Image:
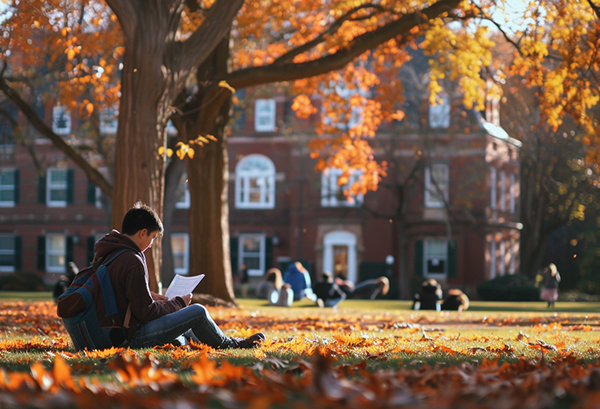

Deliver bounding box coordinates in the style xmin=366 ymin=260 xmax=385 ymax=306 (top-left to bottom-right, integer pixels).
xmin=274 ymin=4 xmax=386 ymax=65
xmin=177 ymin=0 xmax=244 ymax=71
xmin=225 ymin=0 xmax=462 ymax=89
xmin=0 ymin=65 xmax=113 ymax=197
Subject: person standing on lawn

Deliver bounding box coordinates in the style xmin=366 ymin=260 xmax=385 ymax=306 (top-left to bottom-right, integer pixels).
xmin=61 ymin=202 xmax=264 ymax=350
xmin=540 ymin=263 xmax=561 ymax=308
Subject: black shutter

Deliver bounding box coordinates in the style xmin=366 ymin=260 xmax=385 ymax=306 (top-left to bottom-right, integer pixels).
xmin=37 ymin=236 xmax=46 ymax=271
xmin=14 ymin=236 xmax=22 ymax=271
xmin=265 ymin=237 xmax=273 ymax=272
xmin=14 ymin=170 xmax=19 ymax=204
xmin=38 ymin=175 xmax=46 ymax=204
xmin=87 ymin=236 xmax=96 ymax=266
xmin=87 ymin=181 xmax=96 ymax=205
xmin=66 ymin=236 xmax=74 ymax=263
xmin=66 ymin=169 xmax=75 ymax=205
xmin=414 ymin=239 xmax=424 ymax=277
xmin=447 ymin=240 xmax=457 ymax=279
xmin=230 ymin=237 xmax=239 ymax=275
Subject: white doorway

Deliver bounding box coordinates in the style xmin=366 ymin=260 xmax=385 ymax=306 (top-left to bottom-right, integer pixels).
xmin=323 ymin=230 xmax=357 ymax=282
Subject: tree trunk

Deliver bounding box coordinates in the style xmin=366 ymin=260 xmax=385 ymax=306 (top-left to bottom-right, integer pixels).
xmin=110 ymin=5 xmax=171 ymax=292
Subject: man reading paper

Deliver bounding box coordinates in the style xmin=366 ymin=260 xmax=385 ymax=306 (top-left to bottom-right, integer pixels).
xmin=70 ymin=202 xmax=264 ymax=350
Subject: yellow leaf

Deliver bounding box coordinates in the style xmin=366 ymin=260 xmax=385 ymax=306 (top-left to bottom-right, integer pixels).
xmin=187 ymin=147 xmax=195 ymax=159
xmin=158 ymin=146 xmax=165 ymax=155
xmin=218 ymin=80 xmax=235 ymax=93
xmin=66 ymin=48 xmax=76 ymax=61
xmin=205 ymin=134 xmax=217 ymax=142
xmin=85 ymin=103 xmax=94 ymax=116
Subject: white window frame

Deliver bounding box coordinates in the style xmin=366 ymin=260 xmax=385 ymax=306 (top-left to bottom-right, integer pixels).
xmin=423 ymin=239 xmax=448 ymax=278
xmin=429 ymin=95 xmax=450 ymax=128
xmin=500 ymin=170 xmax=506 ymax=211
xmin=321 ymin=167 xmax=363 ymax=207
xmin=490 ymin=167 xmax=497 ymax=210
xmin=424 ymin=164 xmax=449 ymax=208
xmin=46 ymin=234 xmax=66 ymax=273
xmin=499 ymin=238 xmax=506 ymax=276
xmin=0 ymin=234 xmax=16 ymax=272
xmin=509 ymin=173 xmax=516 ymax=214
xmin=254 ymin=99 xmax=276 ymax=132
xmin=238 ymin=234 xmax=265 ymax=277
xmin=47 ymin=168 xmax=69 ymax=208
xmin=509 ymin=237 xmax=516 ymax=274
xmin=175 ymin=173 xmax=190 ymax=209
xmin=0 ymin=168 xmax=16 ymax=207
xmin=171 ymin=233 xmax=189 ymax=275
xmin=99 ymin=106 xmax=118 ymax=134
xmin=52 ymin=105 xmax=71 ymax=135
xmin=490 ymin=235 xmax=496 ymax=279
xmin=235 ymin=154 xmax=276 ymax=209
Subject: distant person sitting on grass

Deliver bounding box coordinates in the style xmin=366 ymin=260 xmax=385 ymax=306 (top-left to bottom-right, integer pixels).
xmin=256 ymin=268 xmax=294 ymax=307
xmin=313 ymin=271 xmax=346 ymax=308
xmin=412 ymin=279 xmax=443 ymax=311
xmin=336 ymin=275 xmax=390 ymax=300
xmin=52 ymin=261 xmax=79 ymax=302
xmin=58 ymin=202 xmax=265 ymax=351
xmin=441 ymin=288 xmax=470 ymax=312
xmin=283 ymin=261 xmax=317 ymax=301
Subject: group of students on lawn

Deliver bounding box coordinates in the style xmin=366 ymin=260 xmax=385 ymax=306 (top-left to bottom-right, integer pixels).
xmin=256 ymin=261 xmax=391 ymax=308
xmin=255 ymin=262 xmax=469 ymax=312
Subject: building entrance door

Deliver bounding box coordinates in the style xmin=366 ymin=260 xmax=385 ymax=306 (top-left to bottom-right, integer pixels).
xmin=323 ymin=231 xmax=357 ymax=282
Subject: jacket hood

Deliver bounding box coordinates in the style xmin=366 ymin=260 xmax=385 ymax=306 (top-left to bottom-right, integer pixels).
xmin=94 ymin=230 xmax=141 ymax=264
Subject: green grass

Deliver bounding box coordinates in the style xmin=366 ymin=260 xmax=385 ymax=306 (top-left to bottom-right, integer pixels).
xmin=0 ymin=291 xmax=53 ymax=301
xmin=236 ymin=297 xmax=600 ymax=314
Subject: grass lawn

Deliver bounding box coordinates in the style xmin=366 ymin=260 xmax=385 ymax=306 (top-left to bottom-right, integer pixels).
xmin=2 ymin=292 xmax=600 ymax=408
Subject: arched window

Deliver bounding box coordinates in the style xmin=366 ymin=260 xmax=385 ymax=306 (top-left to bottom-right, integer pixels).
xmin=235 ymin=154 xmax=275 ymax=209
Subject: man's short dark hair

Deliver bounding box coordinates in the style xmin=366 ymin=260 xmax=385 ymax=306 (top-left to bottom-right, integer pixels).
xmin=121 ymin=202 xmax=164 ymax=236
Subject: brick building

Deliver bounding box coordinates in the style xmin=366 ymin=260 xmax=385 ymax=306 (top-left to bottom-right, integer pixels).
xmin=0 ymin=88 xmax=521 ymax=299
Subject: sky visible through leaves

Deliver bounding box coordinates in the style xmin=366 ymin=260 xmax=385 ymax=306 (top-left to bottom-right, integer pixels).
xmin=2 ymin=301 xmax=600 ymax=408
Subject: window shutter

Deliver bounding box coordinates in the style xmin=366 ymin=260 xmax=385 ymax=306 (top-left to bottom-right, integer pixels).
xmin=87 ymin=181 xmax=96 ymax=205
xmin=230 ymin=237 xmax=239 ymax=275
xmin=37 ymin=236 xmax=46 ymax=271
xmin=447 ymin=240 xmax=457 ymax=278
xmin=87 ymin=236 xmax=96 ymax=266
xmin=265 ymin=237 xmax=273 ymax=271
xmin=414 ymin=239 xmax=424 ymax=277
xmin=14 ymin=170 xmax=19 ymax=204
xmin=66 ymin=236 xmax=74 ymax=263
xmin=38 ymin=175 xmax=46 ymax=204
xmin=66 ymin=169 xmax=75 ymax=204
xmin=14 ymin=236 xmax=22 ymax=271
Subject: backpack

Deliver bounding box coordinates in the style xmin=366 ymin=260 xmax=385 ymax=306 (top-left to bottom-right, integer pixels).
xmin=57 ymin=249 xmax=132 ymax=351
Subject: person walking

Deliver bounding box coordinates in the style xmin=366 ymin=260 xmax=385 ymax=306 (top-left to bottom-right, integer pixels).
xmin=540 ymin=263 xmax=561 ymax=308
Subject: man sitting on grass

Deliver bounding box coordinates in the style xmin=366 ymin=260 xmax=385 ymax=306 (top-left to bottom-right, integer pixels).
xmin=60 ymin=202 xmax=264 ymax=351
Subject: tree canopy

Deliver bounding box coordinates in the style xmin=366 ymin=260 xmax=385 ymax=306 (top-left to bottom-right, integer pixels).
xmin=2 ymin=0 xmax=600 ymax=300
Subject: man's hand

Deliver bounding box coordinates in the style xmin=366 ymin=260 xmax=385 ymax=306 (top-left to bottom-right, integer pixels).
xmin=181 ymin=293 xmax=193 ymax=305
xmin=151 ymin=292 xmax=168 ymax=301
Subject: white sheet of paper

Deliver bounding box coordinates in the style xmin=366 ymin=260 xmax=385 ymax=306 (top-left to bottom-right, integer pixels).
xmin=164 ymin=274 xmax=205 ymax=299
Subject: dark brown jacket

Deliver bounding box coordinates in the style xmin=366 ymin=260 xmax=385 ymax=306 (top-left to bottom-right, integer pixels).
xmin=93 ymin=230 xmax=186 ymax=340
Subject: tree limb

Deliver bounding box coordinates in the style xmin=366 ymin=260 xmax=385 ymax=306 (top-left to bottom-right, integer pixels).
xmin=177 ymin=0 xmax=244 ymax=71
xmin=274 ymin=4 xmax=386 ymax=65
xmin=0 ymin=65 xmax=113 ymax=197
xmin=225 ymin=0 xmax=462 ymax=89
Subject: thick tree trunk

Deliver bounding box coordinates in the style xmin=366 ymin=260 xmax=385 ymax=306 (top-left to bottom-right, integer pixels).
xmin=177 ymin=39 xmax=235 ymax=302
xmin=110 ymin=6 xmax=170 ymax=292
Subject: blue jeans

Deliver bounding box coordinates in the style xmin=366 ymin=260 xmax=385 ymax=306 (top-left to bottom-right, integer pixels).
xmin=129 ymin=304 xmax=233 ymax=349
